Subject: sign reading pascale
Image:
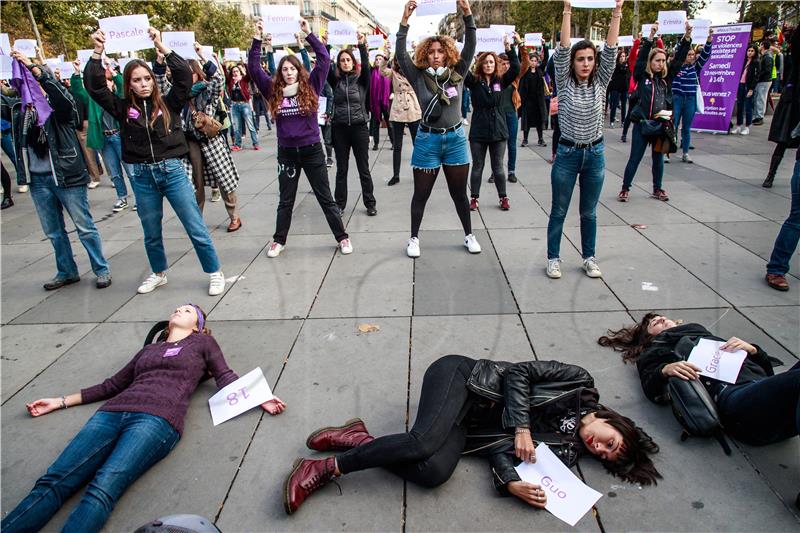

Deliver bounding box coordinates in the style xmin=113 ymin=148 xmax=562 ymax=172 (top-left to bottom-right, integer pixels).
xmin=657 ymin=10 xmax=687 ymax=35
xmin=162 ymin=31 xmax=198 ymax=59
xmin=98 ymin=14 xmax=154 ymax=54
xmin=327 ymin=21 xmax=358 ymax=45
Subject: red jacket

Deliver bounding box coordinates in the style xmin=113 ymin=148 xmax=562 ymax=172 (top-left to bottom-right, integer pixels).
xmin=225 ymin=67 xmax=251 ymax=102
xmin=628 ymin=37 xmax=664 ymax=93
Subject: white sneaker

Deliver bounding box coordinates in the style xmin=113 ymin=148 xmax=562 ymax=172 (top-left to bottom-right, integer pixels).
xmin=406 ymin=237 xmax=420 ymax=258
xmin=266 ymin=241 xmax=284 ymax=258
xmin=462 ymin=118 xmax=469 ymax=126
xmin=732 ymin=126 xmax=741 ymax=135
xmin=740 ymin=126 xmax=750 ymax=135
xmin=17 ymin=185 xmax=28 ymax=193
xmin=546 ymin=258 xmax=562 ymax=279
xmin=464 ymin=234 xmax=481 ymax=254
xmin=112 ymin=198 xmax=128 ymax=212
xmin=339 ymin=238 xmax=353 ymax=255
xmin=137 ymin=272 xmax=168 ymax=294
xmin=583 ymin=257 xmax=602 ymax=278
xmin=87 ymin=181 xmax=100 ymax=189
xmin=209 ymin=271 xmax=225 ymax=296
xmin=210 ymin=188 xmax=221 ymax=202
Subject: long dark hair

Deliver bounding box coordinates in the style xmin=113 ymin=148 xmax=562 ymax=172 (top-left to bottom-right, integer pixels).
xmin=594 ymin=408 xmax=662 ymax=486
xmin=267 ymin=54 xmax=318 ymax=117
xmin=597 ymin=313 xmax=658 ymax=363
xmin=570 ymin=40 xmax=598 ymax=85
xmin=122 ymin=60 xmax=172 ymax=130
xmin=335 ymin=48 xmax=360 ymax=77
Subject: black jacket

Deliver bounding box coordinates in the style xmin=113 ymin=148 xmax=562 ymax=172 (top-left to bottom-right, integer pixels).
xmin=769 ymin=28 xmax=799 ymax=147
xmin=464 ymin=46 xmax=520 ymax=142
xmin=12 ymin=66 xmax=89 ymax=188
xmin=741 ymin=58 xmax=760 ymax=91
xmin=329 ymin=44 xmax=371 ymax=126
xmin=757 ymin=51 xmax=774 ymax=83
xmin=461 ymin=359 xmax=598 ymax=495
xmin=85 ymin=52 xmax=191 ymax=164
xmin=609 ymin=62 xmax=630 ymax=93
xmin=518 ymin=64 xmax=547 ymax=124
xmin=629 ymin=36 xmax=690 ymax=123
xmin=635 ymin=323 xmax=778 ymax=405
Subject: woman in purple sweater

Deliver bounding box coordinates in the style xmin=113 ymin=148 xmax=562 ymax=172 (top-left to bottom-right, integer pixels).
xmin=249 ymin=18 xmax=352 ymax=258
xmin=1 ymin=305 xmax=286 ymax=533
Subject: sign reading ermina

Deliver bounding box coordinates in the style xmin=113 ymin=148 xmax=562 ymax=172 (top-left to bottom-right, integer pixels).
xmin=416 ymin=0 xmax=457 ymax=17
xmin=262 ymin=4 xmax=300 ymax=46
xmin=476 ymin=28 xmax=504 ymax=54
xmin=657 ymin=10 xmax=687 ymax=35
xmin=162 ymin=32 xmax=198 ymax=59
xmin=327 ymin=21 xmax=358 ymax=45
xmin=98 ymin=14 xmax=153 ymax=54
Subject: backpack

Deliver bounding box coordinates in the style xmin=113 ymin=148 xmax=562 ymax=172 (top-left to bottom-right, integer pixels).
xmin=667 ymin=336 xmax=732 ymax=455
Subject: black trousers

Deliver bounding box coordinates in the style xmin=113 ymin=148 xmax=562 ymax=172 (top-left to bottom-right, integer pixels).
xmin=1 ymin=162 xmax=11 ymax=200
xmin=390 ymin=120 xmax=419 ymax=179
xmin=274 ymin=142 xmax=348 ymax=245
xmin=551 ymin=114 xmax=561 ymax=157
xmin=370 ymin=108 xmax=393 ymax=146
xmin=469 ymin=140 xmax=507 ymax=199
xmin=332 ymin=123 xmax=375 ymax=210
xmin=337 ymin=355 xmax=477 ymax=488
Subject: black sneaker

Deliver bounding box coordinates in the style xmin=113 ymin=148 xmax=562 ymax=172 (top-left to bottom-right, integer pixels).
xmin=387 ymin=177 xmax=400 ymax=186
xmin=620 ymin=134 xmax=627 ymax=143
xmin=507 ymin=173 xmax=517 ymax=183
xmin=538 ymin=139 xmax=547 ymax=147
xmin=43 ymin=275 xmax=80 ymax=291
xmin=520 ymin=140 xmax=529 ymax=147
xmin=488 ymin=175 xmax=495 ymax=183
xmin=1 ymin=197 xmax=13 ymax=210
xmin=367 ymin=207 xmax=377 ymax=216
xmin=326 ymin=158 xmax=334 ymax=168
xmin=96 ymin=273 xmax=112 ymax=289
xmin=372 ymin=144 xmax=378 ymax=151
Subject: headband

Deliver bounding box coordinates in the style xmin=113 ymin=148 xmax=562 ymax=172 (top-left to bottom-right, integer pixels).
xmin=186 ymin=303 xmax=205 ymax=332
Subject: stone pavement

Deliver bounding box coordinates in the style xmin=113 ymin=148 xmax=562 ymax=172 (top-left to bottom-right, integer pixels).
xmin=1 ymin=115 xmax=798 ymax=532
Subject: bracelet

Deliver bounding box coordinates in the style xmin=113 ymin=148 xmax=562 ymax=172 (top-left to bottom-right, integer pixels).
xmin=60 ymin=396 xmax=67 ymax=409
xmin=563 ymin=11 xmax=572 ymax=15
xmin=612 ymin=13 xmax=622 ymax=18
xmin=515 ymin=428 xmax=530 ymax=434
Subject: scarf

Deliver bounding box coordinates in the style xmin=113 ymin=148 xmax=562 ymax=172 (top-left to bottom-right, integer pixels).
xmin=283 ymin=82 xmax=299 ymax=97
xmin=422 ymin=67 xmax=463 ymax=106
xmin=190 ymin=81 xmax=208 ymax=98
xmin=369 ymin=68 xmax=390 ymax=116
xmin=11 ymin=58 xmax=52 ymax=127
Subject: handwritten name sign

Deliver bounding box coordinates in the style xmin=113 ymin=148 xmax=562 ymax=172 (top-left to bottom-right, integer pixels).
xmin=525 ymin=33 xmax=543 ymax=47
xmin=657 ymin=10 xmax=687 ymax=35
xmin=618 ymin=35 xmax=634 ymax=47
xmin=328 ymin=21 xmax=358 ymax=45
xmin=208 ymin=367 xmax=274 ymax=426
xmin=12 ymin=39 xmax=37 ymax=58
xmin=367 ymin=34 xmax=385 ymax=49
xmin=416 ymin=0 xmax=457 ymax=17
xmin=476 ymin=28 xmax=504 ymax=54
xmin=99 ymin=14 xmax=153 ymax=54
xmin=687 ymin=338 xmax=748 ymax=384
xmin=689 ymin=18 xmax=712 ymax=44
xmin=263 ymin=5 xmax=300 ymax=45
xmin=224 ymin=47 xmax=242 ymax=62
xmin=162 ymin=32 xmax=198 ymax=59
xmin=0 ymin=34 xmax=12 ymax=55
xmin=515 ymin=443 xmax=602 ymax=526
xmin=490 ymin=24 xmax=515 ymax=39
xmin=572 ymin=0 xmax=616 ymax=8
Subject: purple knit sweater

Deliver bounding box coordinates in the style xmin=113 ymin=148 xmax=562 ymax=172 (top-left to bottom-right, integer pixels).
xmin=81 ymin=333 xmax=238 ymax=435
xmin=248 ymin=32 xmax=330 ymax=148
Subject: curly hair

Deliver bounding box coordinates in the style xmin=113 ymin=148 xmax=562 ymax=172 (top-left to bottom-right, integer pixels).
xmin=597 ymin=313 xmax=658 ymax=363
xmin=594 ymin=408 xmax=662 ymax=486
xmin=413 ymin=35 xmax=461 ymax=69
xmin=472 ymin=51 xmax=501 ymax=81
xmin=267 ymin=55 xmax=319 ymax=118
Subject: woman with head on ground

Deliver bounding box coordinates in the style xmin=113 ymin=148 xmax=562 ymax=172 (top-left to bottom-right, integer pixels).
xmin=85 ymin=26 xmax=226 ymax=296
xmin=545 ymin=0 xmax=622 ymax=281
xmin=0 ymin=304 xmax=286 ymax=532
xmin=249 ymin=17 xmax=353 ymax=259
xmin=380 ymin=48 xmax=422 ymax=186
xmin=282 ymin=355 xmax=661 ymax=514
xmin=395 ymin=0 xmax=481 ymax=258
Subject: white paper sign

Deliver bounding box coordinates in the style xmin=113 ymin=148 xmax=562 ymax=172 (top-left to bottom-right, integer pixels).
xmin=263 ymin=4 xmax=300 ymax=45
xmin=367 ymin=34 xmax=385 ymax=49
xmin=273 ymin=49 xmax=287 ymax=65
xmin=515 ymin=444 xmax=602 ymax=527
xmin=387 ymin=33 xmax=397 ymax=51
xmin=224 ymin=47 xmax=242 ymax=61
xmin=657 ymin=10 xmax=687 ymax=35
xmin=0 ymin=55 xmax=13 ymax=80
xmin=570 ymin=37 xmax=585 ymax=46
xmin=13 ymin=39 xmax=37 ymax=58
xmin=118 ymin=57 xmax=135 ymax=71
xmin=328 ymin=21 xmax=358 ymax=45
xmin=99 ymin=14 xmax=153 ymax=54
xmin=490 ymin=24 xmax=515 ymax=38
xmin=476 ymin=28 xmax=504 ymax=54
xmin=45 ymin=57 xmax=61 ymax=71
xmin=641 ymin=24 xmax=655 ymax=37
xmin=200 ymin=45 xmax=214 ymax=60
xmin=77 ymin=49 xmax=94 ymax=66
xmin=162 ymin=31 xmax=198 ymax=59
xmin=525 ymin=33 xmax=543 ymax=47
xmin=369 ymin=49 xmax=385 ymax=64
xmin=60 ymin=61 xmax=75 ymax=75
xmin=618 ymin=35 xmax=634 ymax=46
xmin=572 ymin=0 xmax=616 ymax=7
xmin=208 ymin=367 xmax=274 ymax=426
xmin=689 ymin=19 xmax=712 ymax=44
xmin=317 ymin=96 xmax=327 ymax=125
xmin=687 ymin=338 xmax=748 ymax=384
xmin=0 ymin=34 xmax=12 ymax=55
xmin=416 ymin=0 xmax=457 ymax=17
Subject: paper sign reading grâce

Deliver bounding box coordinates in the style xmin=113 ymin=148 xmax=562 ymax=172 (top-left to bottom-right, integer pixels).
xmin=687 ymin=338 xmax=748 ymax=384
xmin=98 ymin=14 xmax=154 ymax=54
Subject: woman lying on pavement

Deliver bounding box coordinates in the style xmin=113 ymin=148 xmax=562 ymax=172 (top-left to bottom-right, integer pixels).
xmin=283 ymin=354 xmax=661 ymax=514
xmin=1 ymin=305 xmax=286 ymax=533
xmin=598 ymin=314 xmax=799 ymax=447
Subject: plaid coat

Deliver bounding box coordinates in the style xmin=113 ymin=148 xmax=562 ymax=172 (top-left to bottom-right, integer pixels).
xmin=156 ymin=63 xmax=240 ymax=193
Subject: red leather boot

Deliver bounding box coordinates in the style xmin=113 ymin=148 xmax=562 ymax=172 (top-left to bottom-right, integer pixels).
xmin=284 ymin=456 xmax=337 ymax=515
xmin=305 ymin=418 xmax=374 ymax=451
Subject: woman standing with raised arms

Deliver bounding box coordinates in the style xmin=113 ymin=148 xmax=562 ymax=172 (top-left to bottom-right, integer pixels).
xmin=545 ymin=0 xmax=622 ymax=280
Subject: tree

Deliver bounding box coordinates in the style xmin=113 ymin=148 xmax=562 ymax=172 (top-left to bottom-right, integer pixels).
xmin=195 ymin=3 xmax=253 ymax=51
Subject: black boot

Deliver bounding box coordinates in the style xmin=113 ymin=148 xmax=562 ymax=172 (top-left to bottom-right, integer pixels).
xmin=763 ymin=150 xmax=782 ymax=188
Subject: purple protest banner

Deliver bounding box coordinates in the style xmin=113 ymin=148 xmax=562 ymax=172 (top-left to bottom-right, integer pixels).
xmin=692 ymin=23 xmax=752 ymax=134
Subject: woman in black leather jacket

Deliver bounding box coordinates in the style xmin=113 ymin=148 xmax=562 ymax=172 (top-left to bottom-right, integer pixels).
xmin=282 ymin=354 xmax=660 ymax=515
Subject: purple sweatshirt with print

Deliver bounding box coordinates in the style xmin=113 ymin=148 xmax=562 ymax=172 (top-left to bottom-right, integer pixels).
xmin=248 ymin=32 xmax=329 ymax=148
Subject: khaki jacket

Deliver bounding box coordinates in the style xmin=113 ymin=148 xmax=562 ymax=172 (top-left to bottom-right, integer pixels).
xmin=381 ymin=66 xmax=421 ymax=123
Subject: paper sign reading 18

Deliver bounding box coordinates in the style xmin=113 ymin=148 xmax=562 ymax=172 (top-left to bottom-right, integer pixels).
xmin=208 ymin=367 xmax=274 ymax=426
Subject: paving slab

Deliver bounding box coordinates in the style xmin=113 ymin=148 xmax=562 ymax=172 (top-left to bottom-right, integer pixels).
xmin=707 ymin=220 xmax=800 ymax=279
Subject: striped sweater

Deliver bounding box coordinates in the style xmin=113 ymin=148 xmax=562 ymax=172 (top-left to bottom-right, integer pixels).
xmin=672 ymin=42 xmax=712 ymax=95
xmin=554 ymin=43 xmax=617 ymax=144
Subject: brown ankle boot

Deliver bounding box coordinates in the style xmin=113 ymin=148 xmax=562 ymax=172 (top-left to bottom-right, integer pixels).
xmin=284 ymin=456 xmax=337 ymax=515
xmin=306 ymin=418 xmax=374 ymax=451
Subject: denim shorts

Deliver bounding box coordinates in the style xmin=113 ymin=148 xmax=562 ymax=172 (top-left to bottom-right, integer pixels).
xmin=411 ymin=126 xmax=471 ymax=169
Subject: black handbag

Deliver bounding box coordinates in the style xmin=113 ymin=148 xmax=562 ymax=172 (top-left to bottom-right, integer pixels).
xmin=640 ymin=119 xmax=665 ymax=139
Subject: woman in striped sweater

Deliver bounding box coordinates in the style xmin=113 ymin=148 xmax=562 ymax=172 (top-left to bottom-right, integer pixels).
xmin=546 ymin=0 xmax=622 ymax=281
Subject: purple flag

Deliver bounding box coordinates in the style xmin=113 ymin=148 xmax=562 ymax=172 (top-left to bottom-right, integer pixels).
xmin=11 ymin=57 xmax=53 ymax=127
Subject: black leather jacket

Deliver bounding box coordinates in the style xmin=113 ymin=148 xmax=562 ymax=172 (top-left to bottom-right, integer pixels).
xmin=629 ymin=36 xmax=690 ymax=122
xmin=329 ymin=44 xmax=370 ymax=126
xmin=462 ymin=359 xmax=598 ymax=495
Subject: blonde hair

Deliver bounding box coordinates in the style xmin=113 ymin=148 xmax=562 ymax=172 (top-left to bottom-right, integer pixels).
xmin=413 ymin=35 xmax=461 ymax=69
xmin=645 ymin=48 xmax=668 ymax=78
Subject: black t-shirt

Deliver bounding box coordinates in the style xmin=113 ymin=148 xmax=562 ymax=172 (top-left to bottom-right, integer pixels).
xmin=231 ymin=86 xmax=245 ymax=102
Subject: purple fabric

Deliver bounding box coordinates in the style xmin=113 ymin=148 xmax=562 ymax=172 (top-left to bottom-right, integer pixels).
xmin=249 ymin=32 xmax=330 ymax=148
xmin=11 ymin=58 xmax=52 ymax=127
xmin=370 ymin=68 xmax=391 ymax=117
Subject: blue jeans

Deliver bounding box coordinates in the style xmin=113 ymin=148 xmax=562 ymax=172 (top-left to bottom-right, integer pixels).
xmin=505 ymin=111 xmax=518 ymax=174
xmin=1 ymin=411 xmax=179 ymax=533
xmin=129 ymin=158 xmax=221 ymax=273
xmin=672 ymin=92 xmax=697 ymax=155
xmin=622 ymin=122 xmax=664 ymax=192
xmin=461 ymin=88 xmax=471 ymax=119
xmin=230 ymin=102 xmax=259 ymax=148
xmin=736 ymin=82 xmax=754 ymax=126
xmin=29 ymin=172 xmax=109 ymax=278
xmin=101 ymin=132 xmax=132 ymax=199
xmin=1 ymin=130 xmax=25 ymax=185
xmin=547 ymin=141 xmax=605 ymax=259
xmin=767 ymin=155 xmax=800 ymax=275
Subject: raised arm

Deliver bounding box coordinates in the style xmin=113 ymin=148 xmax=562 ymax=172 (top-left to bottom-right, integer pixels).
xmin=633 ymin=25 xmax=656 ymax=82
xmin=456 ymin=0 xmax=476 ymax=75
xmin=357 ymin=36 xmax=371 ymax=87
xmin=306 ymin=24 xmax=331 ymax=96
xmin=9 ymin=51 xmax=76 ymax=124
xmin=396 ymin=1 xmax=420 ymax=83
xmin=695 ymin=29 xmax=714 ymax=72
xmin=606 ymin=0 xmax=624 ymax=48
xmin=297 ymin=32 xmax=312 ymax=71
xmin=668 ymin=26 xmax=692 ymax=80
xmin=560 ymin=0 xmax=572 ymax=47
xmin=248 ymin=19 xmax=274 ymax=99
xmin=501 ymin=36 xmax=520 ymax=87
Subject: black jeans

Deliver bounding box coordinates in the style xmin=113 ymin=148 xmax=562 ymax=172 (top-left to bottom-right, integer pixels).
xmin=390 ymin=120 xmax=419 ymax=179
xmin=332 ymin=123 xmax=375 ymax=210
xmin=470 ymin=140 xmax=507 ymax=198
xmin=337 ymin=355 xmax=477 ymax=488
xmin=609 ymin=90 xmax=627 ymax=124
xmin=551 ymin=114 xmax=561 ymax=157
xmin=370 ymin=108 xmax=393 ymax=147
xmin=274 ymin=143 xmax=348 ymax=245
xmin=717 ymin=360 xmax=800 ymax=446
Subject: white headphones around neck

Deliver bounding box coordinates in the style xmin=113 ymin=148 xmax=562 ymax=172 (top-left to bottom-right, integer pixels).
xmin=426 ymin=66 xmax=447 ymax=77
